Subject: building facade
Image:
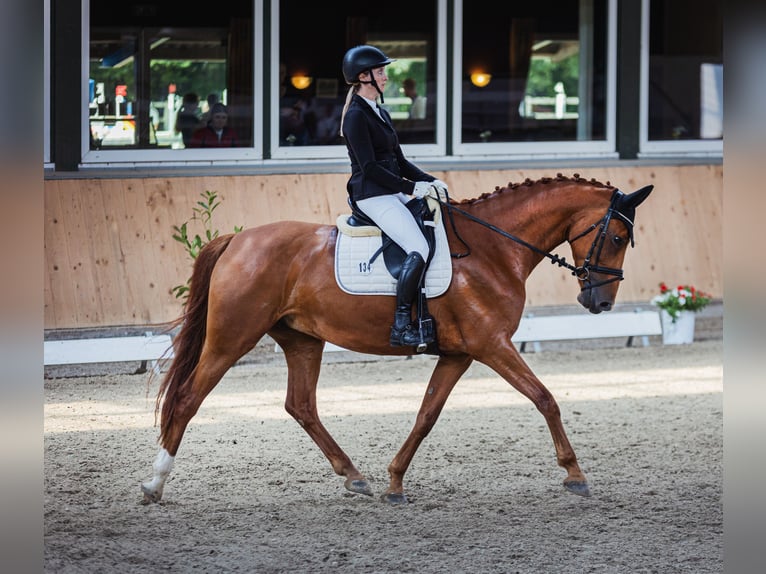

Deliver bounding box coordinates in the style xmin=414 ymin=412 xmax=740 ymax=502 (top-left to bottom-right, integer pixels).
xmin=44 ymin=0 xmax=722 ymax=329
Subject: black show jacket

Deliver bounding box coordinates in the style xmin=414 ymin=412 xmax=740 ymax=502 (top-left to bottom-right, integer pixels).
xmin=343 ymin=94 xmax=435 ymax=203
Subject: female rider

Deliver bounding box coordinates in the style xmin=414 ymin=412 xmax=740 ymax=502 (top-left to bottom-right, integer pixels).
xmin=339 ymin=45 xmax=448 ymax=349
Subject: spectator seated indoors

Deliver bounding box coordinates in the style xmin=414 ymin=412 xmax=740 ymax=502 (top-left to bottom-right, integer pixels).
xmin=174 ymin=92 xmax=202 ymax=148
xmin=402 ymin=78 xmax=426 ymax=120
xmin=189 ymin=103 xmax=239 ymax=148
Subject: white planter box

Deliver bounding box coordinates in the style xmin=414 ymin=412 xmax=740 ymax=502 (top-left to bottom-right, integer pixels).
xmin=660 ymin=310 xmax=696 ymax=345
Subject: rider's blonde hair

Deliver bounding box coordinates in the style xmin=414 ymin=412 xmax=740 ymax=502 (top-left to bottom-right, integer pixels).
xmin=339 ymin=85 xmax=358 ymax=138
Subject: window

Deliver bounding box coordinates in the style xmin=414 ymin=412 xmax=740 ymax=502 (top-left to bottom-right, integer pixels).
xmin=454 ymin=0 xmax=616 ymax=158
xmin=640 ymin=0 xmax=722 ymax=156
xmin=85 ymin=0 xmax=258 ymax=163
xmin=272 ymin=0 xmax=443 ymax=159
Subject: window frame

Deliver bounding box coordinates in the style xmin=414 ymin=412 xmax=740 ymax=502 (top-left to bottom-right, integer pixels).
xmin=79 ymin=0 xmax=265 ymax=168
xmin=451 ymin=0 xmax=618 ymax=160
xmin=638 ymin=0 xmax=722 ymax=158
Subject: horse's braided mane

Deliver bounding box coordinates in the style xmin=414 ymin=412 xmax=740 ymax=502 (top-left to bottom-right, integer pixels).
xmin=453 ymin=173 xmax=615 ymax=205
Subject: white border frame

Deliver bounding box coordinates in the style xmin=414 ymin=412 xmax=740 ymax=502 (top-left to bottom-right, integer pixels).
xmin=638 ymin=0 xmax=722 ymax=158
xmin=452 ymin=0 xmax=618 ymax=159
xmin=269 ymin=0 xmax=447 ymax=161
xmin=79 ymin=0 xmax=265 ymax=168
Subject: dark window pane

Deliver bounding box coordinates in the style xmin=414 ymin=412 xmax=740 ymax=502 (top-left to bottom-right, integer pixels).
xmin=461 ymin=0 xmax=608 ymax=144
xmin=88 ymin=1 xmax=253 ymax=150
xmin=278 ymin=0 xmax=438 ymax=147
xmin=648 ymin=0 xmax=723 ymax=141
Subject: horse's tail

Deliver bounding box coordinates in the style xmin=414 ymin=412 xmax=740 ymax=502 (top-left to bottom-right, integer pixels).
xmin=155 ymin=233 xmax=235 ymax=444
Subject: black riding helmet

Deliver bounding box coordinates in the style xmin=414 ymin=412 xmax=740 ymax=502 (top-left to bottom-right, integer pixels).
xmin=342 ymin=45 xmax=396 ymax=102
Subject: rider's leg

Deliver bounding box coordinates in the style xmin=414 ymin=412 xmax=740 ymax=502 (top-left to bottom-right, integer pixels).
xmin=355 ymin=194 xmax=431 ymax=347
xmin=389 ymin=251 xmax=428 ymax=346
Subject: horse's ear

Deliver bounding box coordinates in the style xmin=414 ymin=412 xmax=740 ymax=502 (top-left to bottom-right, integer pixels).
xmin=614 ymin=185 xmax=653 ymax=246
xmin=622 ymin=185 xmax=654 ymax=209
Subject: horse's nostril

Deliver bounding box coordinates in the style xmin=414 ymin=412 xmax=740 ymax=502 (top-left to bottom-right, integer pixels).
xmin=600 ymin=301 xmax=612 ymax=311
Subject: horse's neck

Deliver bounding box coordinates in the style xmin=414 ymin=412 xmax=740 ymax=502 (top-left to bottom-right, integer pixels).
xmin=473 ymin=184 xmax=601 ymax=253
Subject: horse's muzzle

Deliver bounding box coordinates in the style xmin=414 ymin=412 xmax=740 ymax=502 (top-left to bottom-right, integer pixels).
xmin=577 ymin=287 xmax=614 ymax=314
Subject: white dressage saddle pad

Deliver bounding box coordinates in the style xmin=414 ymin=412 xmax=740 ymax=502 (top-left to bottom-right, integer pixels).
xmin=334 ymin=199 xmax=452 ymax=297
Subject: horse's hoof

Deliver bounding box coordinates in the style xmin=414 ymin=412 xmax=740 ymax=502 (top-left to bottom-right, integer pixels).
xmin=344 ymin=478 xmax=373 ymax=496
xmin=381 ymin=492 xmax=409 ymax=505
xmin=140 ymin=483 xmax=162 ymax=504
xmin=564 ymin=480 xmax=591 ymax=498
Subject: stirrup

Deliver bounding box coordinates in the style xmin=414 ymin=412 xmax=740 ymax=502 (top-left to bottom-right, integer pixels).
xmin=390 ymin=316 xmax=435 ymax=352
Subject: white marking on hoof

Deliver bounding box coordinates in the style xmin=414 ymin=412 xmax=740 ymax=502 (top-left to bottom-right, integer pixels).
xmin=141 ymin=448 xmax=174 ymax=503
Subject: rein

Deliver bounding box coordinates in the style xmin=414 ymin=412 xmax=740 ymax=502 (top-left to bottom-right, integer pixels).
xmin=434 ymin=189 xmax=633 ymax=292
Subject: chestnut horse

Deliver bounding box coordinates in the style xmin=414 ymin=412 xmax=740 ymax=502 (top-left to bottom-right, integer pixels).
xmin=142 ymin=175 xmax=653 ymax=504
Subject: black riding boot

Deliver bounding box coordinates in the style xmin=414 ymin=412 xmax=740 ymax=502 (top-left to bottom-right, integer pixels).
xmin=390 ymin=252 xmax=429 ymax=348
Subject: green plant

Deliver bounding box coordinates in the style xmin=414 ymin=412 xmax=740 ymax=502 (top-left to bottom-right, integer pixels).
xmin=651 ymin=282 xmax=712 ymax=322
xmin=171 ymin=190 xmax=242 ymax=302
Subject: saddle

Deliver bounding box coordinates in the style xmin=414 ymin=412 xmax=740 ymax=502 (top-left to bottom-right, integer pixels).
xmin=340 ymin=196 xmax=442 ymax=353
xmin=345 ymin=196 xmax=438 ymax=279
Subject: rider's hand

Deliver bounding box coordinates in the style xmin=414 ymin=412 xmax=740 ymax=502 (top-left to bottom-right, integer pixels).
xmin=412 ymin=181 xmax=434 ymax=199
xmin=431 ymin=179 xmax=449 ymax=195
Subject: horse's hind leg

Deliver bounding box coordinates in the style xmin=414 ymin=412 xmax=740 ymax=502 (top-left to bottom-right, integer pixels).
xmin=141 ymin=345 xmax=242 ymax=503
xmin=274 ymin=329 xmax=372 ymax=496
xmin=383 ymin=354 xmax=474 ymax=504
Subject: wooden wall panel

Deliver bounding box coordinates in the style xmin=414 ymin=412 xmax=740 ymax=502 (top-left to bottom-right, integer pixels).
xmin=44 ymin=164 xmax=722 ymax=329
xmin=44 ymin=180 xmax=77 ymax=327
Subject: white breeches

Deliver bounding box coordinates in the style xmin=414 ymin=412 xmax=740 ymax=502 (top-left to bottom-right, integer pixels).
xmin=356 ymin=193 xmax=430 ymax=260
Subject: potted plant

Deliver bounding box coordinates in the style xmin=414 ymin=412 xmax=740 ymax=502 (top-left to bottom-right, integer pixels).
xmin=651 ymin=282 xmax=712 ymax=344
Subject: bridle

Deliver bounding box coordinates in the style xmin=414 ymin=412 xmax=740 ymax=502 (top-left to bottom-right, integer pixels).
xmin=565 ymin=189 xmax=635 ymax=290
xmin=435 ymin=189 xmax=635 ymax=292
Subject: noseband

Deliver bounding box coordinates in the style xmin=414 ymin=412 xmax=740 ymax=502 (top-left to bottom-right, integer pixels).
xmin=437 ymin=189 xmax=635 ymax=293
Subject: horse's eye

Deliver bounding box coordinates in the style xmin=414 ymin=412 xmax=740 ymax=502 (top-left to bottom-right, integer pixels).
xmin=612 ymin=235 xmax=626 ymax=247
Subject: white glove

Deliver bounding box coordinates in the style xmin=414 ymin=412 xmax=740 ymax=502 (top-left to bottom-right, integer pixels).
xmin=412 ymin=181 xmax=434 ymax=199
xmin=431 ymin=179 xmax=449 ymax=194
xmin=430 ymin=179 xmax=449 ymax=201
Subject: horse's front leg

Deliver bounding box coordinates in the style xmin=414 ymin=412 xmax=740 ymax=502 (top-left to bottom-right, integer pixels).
xmin=383 ymin=354 xmax=474 ymax=504
xmin=481 ymin=342 xmax=590 ymax=497
xmin=276 ymin=333 xmax=372 ymax=497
